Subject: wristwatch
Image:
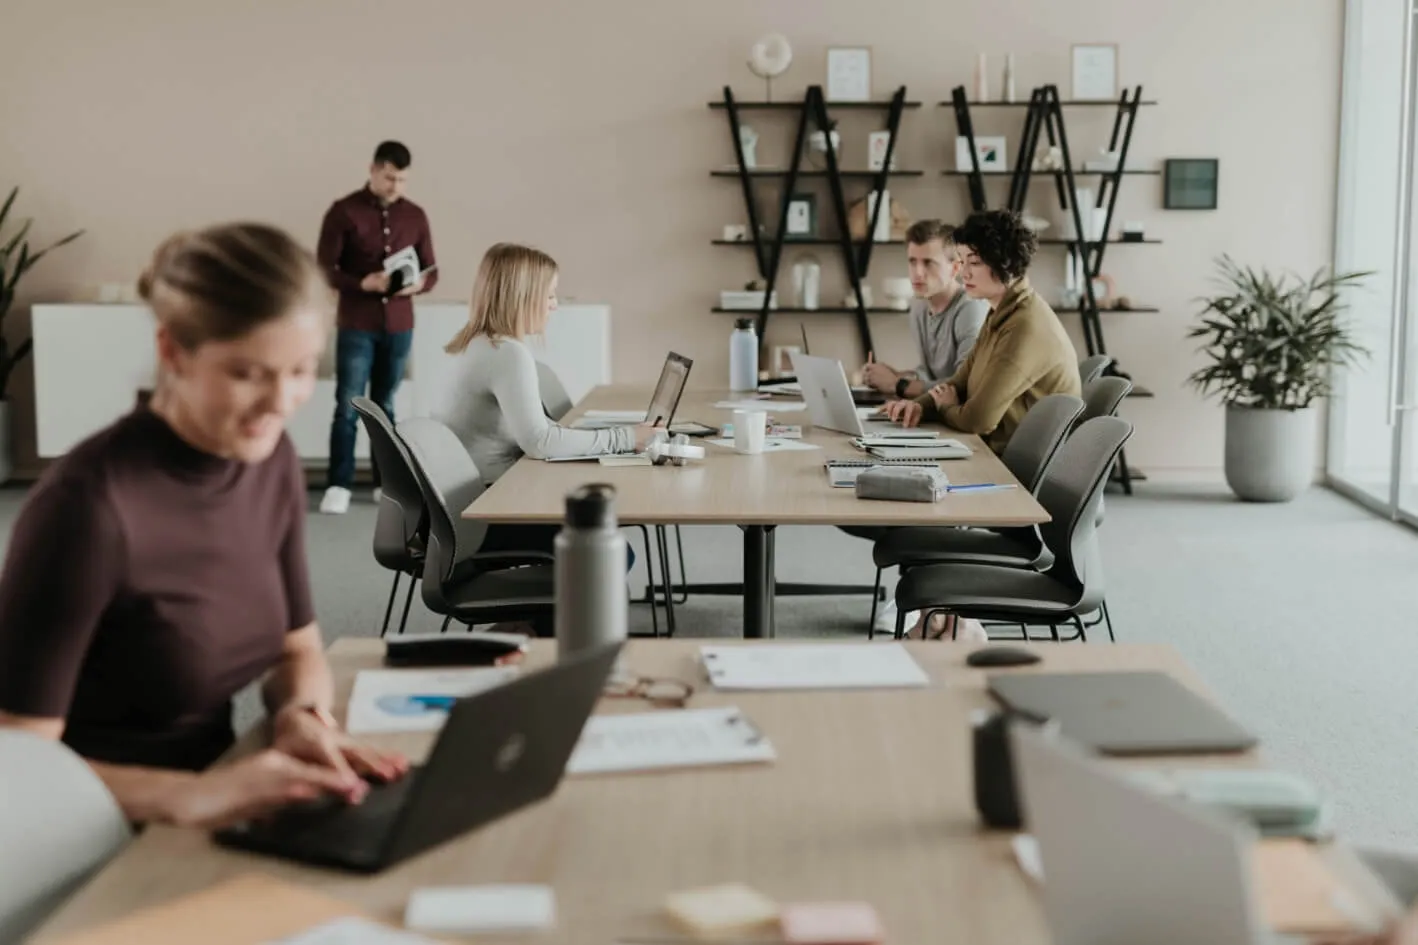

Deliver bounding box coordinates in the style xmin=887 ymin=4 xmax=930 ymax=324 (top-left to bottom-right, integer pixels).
xmin=895 ymin=376 xmax=912 ymax=398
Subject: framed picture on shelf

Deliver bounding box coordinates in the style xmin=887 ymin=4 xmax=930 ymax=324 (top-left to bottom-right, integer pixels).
xmin=867 ymin=130 xmax=896 ymax=171
xmin=826 ymin=47 xmax=872 ymax=102
xmin=955 ymin=135 xmax=1008 ymax=172
xmin=1163 ymin=158 xmax=1219 ymax=209
xmin=785 ymin=194 xmax=818 ymax=239
xmin=1071 ymin=43 xmax=1118 ymax=101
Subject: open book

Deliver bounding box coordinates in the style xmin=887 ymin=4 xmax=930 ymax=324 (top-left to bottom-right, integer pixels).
xmin=383 ymin=246 xmax=433 ymax=293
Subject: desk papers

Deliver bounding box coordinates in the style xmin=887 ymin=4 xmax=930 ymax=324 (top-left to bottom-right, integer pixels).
xmin=345 ymin=667 xmax=520 ymax=734
xmin=567 ymin=706 xmax=776 ymax=775
xmin=700 ymin=643 xmax=930 ymax=690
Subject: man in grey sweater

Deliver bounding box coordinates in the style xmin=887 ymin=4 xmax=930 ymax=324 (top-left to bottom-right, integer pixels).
xmin=861 ymin=219 xmax=988 ymax=399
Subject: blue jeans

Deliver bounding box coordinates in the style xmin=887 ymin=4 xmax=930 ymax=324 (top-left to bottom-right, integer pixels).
xmin=328 ymin=328 xmax=413 ymax=489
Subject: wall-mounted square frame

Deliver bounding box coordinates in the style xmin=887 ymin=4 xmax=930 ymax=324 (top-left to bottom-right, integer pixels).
xmin=785 ymin=193 xmax=818 ymax=239
xmin=1163 ymin=158 xmax=1219 ymax=210
xmin=826 ymin=46 xmax=872 ymax=102
xmin=1071 ymin=43 xmax=1118 ymax=101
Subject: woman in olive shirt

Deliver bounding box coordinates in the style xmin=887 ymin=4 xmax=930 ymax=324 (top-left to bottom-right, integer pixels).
xmin=0 ymin=223 xmax=406 ymax=827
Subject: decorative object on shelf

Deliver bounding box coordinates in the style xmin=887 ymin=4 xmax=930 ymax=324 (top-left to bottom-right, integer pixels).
xmin=807 ymin=123 xmax=841 ymax=169
xmin=1071 ymin=43 xmax=1118 ymax=101
xmin=882 ymin=277 xmax=913 ymax=311
xmin=1089 ymin=273 xmax=1117 ymax=309
xmin=785 ymin=193 xmax=818 ymax=239
xmin=1031 ymin=144 xmax=1064 ymax=172
xmin=846 ymin=192 xmax=911 ymax=241
xmin=1059 ymin=187 xmax=1107 ymax=241
xmin=843 ymin=286 xmax=874 ymax=308
xmin=1164 ymin=158 xmax=1219 ymax=210
xmin=720 ymin=288 xmax=778 ymax=310
xmin=738 ymin=125 xmax=760 ymax=169
xmin=0 ymin=186 xmax=83 ymax=484
xmin=1120 ymin=221 xmax=1146 ymax=242
xmin=866 ymin=190 xmax=892 ymax=242
xmin=792 ymin=257 xmax=822 ymax=309
xmin=1002 ymin=53 xmax=1016 ymax=103
xmin=1113 ymin=295 xmax=1135 ymax=310
xmin=973 ymin=52 xmax=989 ymax=102
xmin=955 ymin=135 xmax=1007 ymax=171
xmin=748 ymin=33 xmax=794 ymax=101
xmin=867 ymin=130 xmax=896 ymax=171
xmin=826 ymin=46 xmax=872 ymax=102
xmin=1082 ymin=148 xmax=1121 ymax=173
xmin=1021 ymin=214 xmax=1051 ymax=233
xmin=1186 ymin=255 xmax=1370 ymax=502
xmin=723 ymin=223 xmax=749 ymax=242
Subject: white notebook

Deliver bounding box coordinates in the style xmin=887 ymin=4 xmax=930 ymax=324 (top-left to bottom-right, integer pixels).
xmin=699 ymin=643 xmax=931 ymax=690
xmin=566 ymin=706 xmax=776 ymax=774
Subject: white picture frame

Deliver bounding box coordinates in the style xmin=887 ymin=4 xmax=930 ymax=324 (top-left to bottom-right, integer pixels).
xmin=826 ymin=47 xmax=872 ymax=102
xmin=867 ymin=130 xmax=896 ymax=171
xmin=1071 ymin=43 xmax=1118 ymax=101
xmin=954 ymin=135 xmax=1008 ymax=172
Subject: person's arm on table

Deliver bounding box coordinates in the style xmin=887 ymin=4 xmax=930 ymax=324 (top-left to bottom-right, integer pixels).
xmin=0 ymin=480 xmax=356 ymax=827
xmin=938 ymin=353 xmax=1038 ymax=437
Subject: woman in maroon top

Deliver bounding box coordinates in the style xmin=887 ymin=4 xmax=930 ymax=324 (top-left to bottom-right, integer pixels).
xmin=0 ymin=222 xmax=407 ymax=827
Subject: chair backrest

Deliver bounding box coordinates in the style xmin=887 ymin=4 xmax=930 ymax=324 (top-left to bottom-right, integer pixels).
xmin=0 ymin=731 xmax=132 ymax=943
xmin=535 ymin=360 xmax=574 ymax=422
xmin=1000 ymin=394 xmax=1086 ymax=495
xmin=1036 ymin=416 xmax=1133 ymax=607
xmin=1078 ymin=354 xmax=1114 ymax=386
xmin=396 ymin=417 xmax=492 ymax=612
xmin=1078 ymin=375 xmax=1133 ymax=426
xmin=352 ymin=397 xmax=428 ymax=571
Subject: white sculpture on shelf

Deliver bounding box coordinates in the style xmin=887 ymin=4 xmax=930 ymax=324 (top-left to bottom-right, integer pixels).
xmin=748 ymin=33 xmax=793 ymax=101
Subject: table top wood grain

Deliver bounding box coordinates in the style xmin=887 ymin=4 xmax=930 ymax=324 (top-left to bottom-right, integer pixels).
xmin=460 ymin=387 xmax=1050 ymax=527
xmin=37 ymin=639 xmax=1397 ymax=944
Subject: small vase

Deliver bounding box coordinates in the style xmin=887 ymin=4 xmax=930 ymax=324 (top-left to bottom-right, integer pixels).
xmin=1002 ymin=54 xmax=1016 ymax=103
xmin=974 ymin=53 xmax=989 ymax=102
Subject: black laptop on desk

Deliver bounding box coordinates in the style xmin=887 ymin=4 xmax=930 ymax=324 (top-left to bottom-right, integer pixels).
xmin=213 ymin=642 xmax=621 ymax=873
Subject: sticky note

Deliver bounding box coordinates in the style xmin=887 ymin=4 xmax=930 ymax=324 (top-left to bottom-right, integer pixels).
xmin=664 ymin=882 xmax=779 ymax=937
xmin=403 ymin=885 xmax=555 ymax=935
xmin=780 ymin=901 xmax=885 ymax=944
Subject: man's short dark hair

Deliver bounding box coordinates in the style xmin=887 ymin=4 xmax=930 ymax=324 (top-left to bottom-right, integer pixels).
xmin=373 ymin=140 xmax=412 ymax=170
xmin=904 ymin=219 xmax=956 ymax=248
xmin=951 ymin=210 xmax=1037 ymax=283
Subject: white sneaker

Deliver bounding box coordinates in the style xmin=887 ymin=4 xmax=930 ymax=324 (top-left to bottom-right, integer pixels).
xmin=372 ymin=487 xmax=383 ymax=504
xmin=319 ymin=486 xmax=352 ymax=515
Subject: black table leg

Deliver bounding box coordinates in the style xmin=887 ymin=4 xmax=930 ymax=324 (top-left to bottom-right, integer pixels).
xmin=742 ymin=525 xmax=774 ymax=638
xmin=766 ymin=526 xmax=777 ymax=638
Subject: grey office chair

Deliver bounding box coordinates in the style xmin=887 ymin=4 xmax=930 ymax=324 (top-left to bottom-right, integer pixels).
xmin=397 ymin=418 xmax=557 ymax=635
xmin=866 ymin=394 xmax=1086 ymax=633
xmin=534 ymin=360 xmax=575 ymax=422
xmin=352 ymin=397 xmax=428 ymax=637
xmin=1078 ymin=375 xmax=1133 ymax=428
xmin=1078 ymin=354 xmax=1114 ymax=386
xmin=893 ymin=416 xmax=1133 ymax=643
xmin=0 ymin=731 xmax=131 ymax=943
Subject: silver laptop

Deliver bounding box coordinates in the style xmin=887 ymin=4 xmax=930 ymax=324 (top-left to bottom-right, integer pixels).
xmin=1010 ymin=722 xmax=1309 ymax=945
xmin=790 ymin=352 xmax=937 ymax=438
xmin=573 ymin=352 xmax=693 ymax=430
xmin=988 ymin=671 xmax=1258 ymax=755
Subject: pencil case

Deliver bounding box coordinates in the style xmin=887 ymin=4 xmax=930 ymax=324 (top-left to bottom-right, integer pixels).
xmin=855 ymin=466 xmax=951 ymax=502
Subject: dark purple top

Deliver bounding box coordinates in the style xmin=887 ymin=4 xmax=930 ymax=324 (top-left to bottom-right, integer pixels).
xmin=0 ymin=405 xmax=314 ymax=770
xmin=316 ymin=186 xmax=438 ymax=334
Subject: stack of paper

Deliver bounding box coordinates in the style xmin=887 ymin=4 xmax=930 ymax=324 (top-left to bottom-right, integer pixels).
xmin=567 ymin=706 xmax=776 ymax=775
xmin=700 ymin=643 xmax=931 ymax=690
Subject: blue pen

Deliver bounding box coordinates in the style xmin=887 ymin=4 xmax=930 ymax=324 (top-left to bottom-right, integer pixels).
xmin=946 ymin=483 xmax=1018 ymax=494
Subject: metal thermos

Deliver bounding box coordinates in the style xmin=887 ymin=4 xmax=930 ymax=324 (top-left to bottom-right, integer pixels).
xmin=554 ymin=484 xmax=629 ymax=660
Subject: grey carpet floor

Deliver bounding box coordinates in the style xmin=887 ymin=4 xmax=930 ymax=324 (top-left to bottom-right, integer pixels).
xmin=0 ymin=482 xmax=1414 ymax=848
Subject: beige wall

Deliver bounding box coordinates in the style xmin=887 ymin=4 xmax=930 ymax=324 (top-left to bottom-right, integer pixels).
xmin=1 ymin=0 xmax=1343 ymax=479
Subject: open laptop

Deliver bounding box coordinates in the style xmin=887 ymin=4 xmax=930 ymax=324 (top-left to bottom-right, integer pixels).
xmin=214 ymin=642 xmax=622 ymax=874
xmin=573 ymin=351 xmax=694 ymax=430
xmin=988 ymin=671 xmax=1258 ymax=755
xmin=761 ymin=329 xmax=885 ymax=405
xmin=1009 ymin=722 xmax=1311 ymax=945
xmin=791 ymin=352 xmax=938 ymax=438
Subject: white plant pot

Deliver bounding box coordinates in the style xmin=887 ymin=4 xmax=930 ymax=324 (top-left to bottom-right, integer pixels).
xmin=1224 ymin=405 xmax=1316 ymax=502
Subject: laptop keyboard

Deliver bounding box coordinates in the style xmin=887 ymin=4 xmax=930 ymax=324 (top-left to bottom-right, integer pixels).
xmin=226 ymin=773 xmax=417 ymax=864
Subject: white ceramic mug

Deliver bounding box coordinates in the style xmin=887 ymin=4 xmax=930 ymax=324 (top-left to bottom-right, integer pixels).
xmin=733 ymin=409 xmax=767 ymax=454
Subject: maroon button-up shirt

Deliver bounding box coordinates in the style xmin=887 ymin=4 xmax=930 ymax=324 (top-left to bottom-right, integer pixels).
xmin=316 ymin=187 xmax=438 ymax=333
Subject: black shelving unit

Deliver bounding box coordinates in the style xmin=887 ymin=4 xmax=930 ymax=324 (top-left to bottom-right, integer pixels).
xmin=711 ymin=84 xmax=916 ymax=357
xmin=947 ymin=83 xmax=1154 ymax=493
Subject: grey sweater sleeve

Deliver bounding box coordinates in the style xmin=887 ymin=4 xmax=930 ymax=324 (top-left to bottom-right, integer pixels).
xmin=950 ymin=301 xmax=989 ymax=376
xmin=488 ymin=341 xmax=632 ymax=459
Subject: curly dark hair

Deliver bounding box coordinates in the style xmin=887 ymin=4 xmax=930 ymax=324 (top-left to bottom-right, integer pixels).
xmin=951 ymin=210 xmax=1037 ymax=284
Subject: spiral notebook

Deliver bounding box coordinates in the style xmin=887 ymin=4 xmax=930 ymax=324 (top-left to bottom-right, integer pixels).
xmin=826 ymin=458 xmax=941 ymax=488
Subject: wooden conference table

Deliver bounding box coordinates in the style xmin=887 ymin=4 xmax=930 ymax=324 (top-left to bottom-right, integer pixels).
xmin=36 ymin=639 xmax=1399 ymax=944
xmin=461 ymin=386 xmax=1048 ymax=638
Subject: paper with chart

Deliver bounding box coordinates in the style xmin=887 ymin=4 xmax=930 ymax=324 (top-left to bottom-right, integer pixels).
xmin=345 ymin=666 xmax=520 ymax=734
xmin=265 ymin=917 xmax=441 ymax=945
xmin=700 ymin=643 xmax=931 ymax=690
xmin=566 ymin=706 xmax=777 ymax=775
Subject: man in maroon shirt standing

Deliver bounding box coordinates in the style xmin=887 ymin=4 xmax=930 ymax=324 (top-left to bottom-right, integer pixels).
xmin=316 ymin=140 xmax=438 ymax=514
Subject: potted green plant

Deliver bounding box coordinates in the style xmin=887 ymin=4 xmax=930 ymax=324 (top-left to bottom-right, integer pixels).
xmin=1186 ymin=254 xmax=1369 ymax=502
xmin=0 ymin=187 xmax=83 ymax=482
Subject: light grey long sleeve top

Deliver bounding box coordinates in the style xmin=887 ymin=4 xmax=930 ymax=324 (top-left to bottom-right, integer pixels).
xmin=432 ymin=335 xmax=631 ymax=483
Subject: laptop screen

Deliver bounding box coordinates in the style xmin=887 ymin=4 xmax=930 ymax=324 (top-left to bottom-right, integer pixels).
xmin=644 ymin=352 xmax=693 ymax=426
